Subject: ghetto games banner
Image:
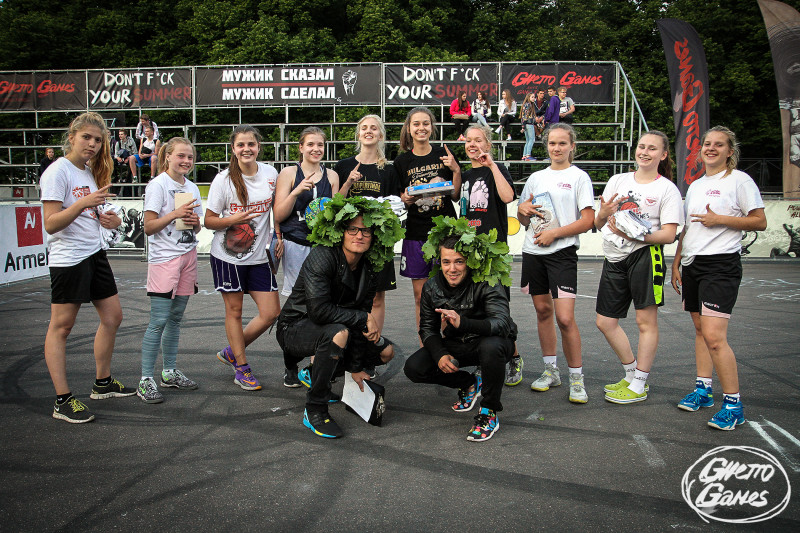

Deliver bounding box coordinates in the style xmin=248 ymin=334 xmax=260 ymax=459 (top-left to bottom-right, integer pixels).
xmin=384 ymin=64 xmax=499 ymax=105
xmin=195 ymin=64 xmax=381 ymax=106
xmin=758 ymin=0 xmax=800 ymax=199
xmin=500 ymin=63 xmax=615 ymax=104
xmin=0 ymin=72 xmax=86 ymax=111
xmin=658 ymin=19 xmax=711 ymax=195
xmin=88 ymin=69 xmax=192 ymax=109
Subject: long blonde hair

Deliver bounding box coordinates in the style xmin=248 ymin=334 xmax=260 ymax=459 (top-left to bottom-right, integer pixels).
xmin=158 ymin=137 xmax=195 ymax=175
xmin=62 ymin=112 xmax=113 ymax=188
xmin=355 ymin=114 xmax=387 ymax=169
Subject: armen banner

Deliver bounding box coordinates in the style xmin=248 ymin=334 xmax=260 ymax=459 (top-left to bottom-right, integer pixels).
xmin=657 ymin=19 xmax=710 ymax=195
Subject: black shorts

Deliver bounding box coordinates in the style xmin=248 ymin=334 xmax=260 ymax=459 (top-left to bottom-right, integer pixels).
xmin=596 ymin=245 xmax=665 ymax=318
xmin=49 ymin=249 xmax=118 ymax=304
xmin=681 ymin=253 xmax=742 ymax=318
xmin=278 ymin=318 xmax=389 ymax=368
xmin=375 ymin=261 xmax=397 ymax=292
xmin=520 ymin=246 xmax=578 ymax=298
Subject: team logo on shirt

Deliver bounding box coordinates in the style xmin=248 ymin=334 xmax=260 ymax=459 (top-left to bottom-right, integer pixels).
xmin=645 ymin=196 xmax=658 ymax=207
xmin=557 ymin=182 xmax=572 ymax=190
xmin=469 ymin=180 xmax=489 ymax=211
xmin=707 ymin=189 xmax=721 ymax=197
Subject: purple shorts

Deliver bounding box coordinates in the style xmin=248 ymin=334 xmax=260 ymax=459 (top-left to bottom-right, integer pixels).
xmin=210 ymin=255 xmax=277 ymax=293
xmin=400 ymin=239 xmax=433 ymax=279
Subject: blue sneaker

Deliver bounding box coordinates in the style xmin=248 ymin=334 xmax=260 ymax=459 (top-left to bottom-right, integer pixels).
xmin=677 ymin=384 xmax=714 ymax=411
xmin=298 ymin=365 xmax=312 ymax=388
xmin=452 ymin=372 xmax=482 ymax=412
xmin=467 ymin=407 xmax=499 ymax=442
xmin=303 ymin=409 xmax=343 ymax=438
xmin=708 ymin=396 xmax=746 ymax=431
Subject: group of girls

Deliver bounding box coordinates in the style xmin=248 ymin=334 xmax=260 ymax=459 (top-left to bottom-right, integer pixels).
xmin=41 ymin=110 xmax=765 ymax=433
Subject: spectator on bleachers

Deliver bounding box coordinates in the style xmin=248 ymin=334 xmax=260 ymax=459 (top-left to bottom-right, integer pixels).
xmin=495 ymin=90 xmax=517 ymax=141
xmin=544 ymin=87 xmax=561 ymax=127
xmin=471 ymin=91 xmax=491 ymax=128
xmin=114 ymin=129 xmax=137 ymax=178
xmin=134 ymin=126 xmax=160 ymax=181
xmin=38 ymin=147 xmax=56 ymax=177
xmin=533 ymin=88 xmax=548 ymax=136
xmin=450 ymin=91 xmax=472 ymax=141
xmin=558 ymin=86 xmax=576 ymax=124
xmin=135 ymin=114 xmax=159 ymax=140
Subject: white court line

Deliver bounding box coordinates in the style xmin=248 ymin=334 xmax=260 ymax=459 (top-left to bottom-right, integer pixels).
xmin=749 ymin=421 xmax=800 ymax=473
xmin=633 ymin=434 xmax=666 ymax=467
xmin=765 ymin=419 xmax=800 ymax=449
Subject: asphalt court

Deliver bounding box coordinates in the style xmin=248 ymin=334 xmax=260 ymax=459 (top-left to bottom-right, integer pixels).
xmin=1 ymin=257 xmax=798 ymax=531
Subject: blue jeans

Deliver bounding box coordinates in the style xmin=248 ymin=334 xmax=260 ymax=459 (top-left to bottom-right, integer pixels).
xmin=471 ymin=114 xmax=488 ymax=128
xmin=523 ymin=123 xmax=537 ymax=157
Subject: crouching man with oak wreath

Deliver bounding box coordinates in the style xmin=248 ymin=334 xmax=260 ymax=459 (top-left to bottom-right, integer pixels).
xmin=404 ymin=216 xmax=517 ymax=442
xmin=276 ymin=195 xmax=404 ymax=439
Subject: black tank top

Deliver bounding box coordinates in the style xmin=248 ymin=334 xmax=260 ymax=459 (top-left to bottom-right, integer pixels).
xmin=282 ymin=163 xmax=333 ymax=246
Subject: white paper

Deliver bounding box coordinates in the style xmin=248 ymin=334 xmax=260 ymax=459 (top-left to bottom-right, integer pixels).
xmin=342 ymin=372 xmax=375 ymax=422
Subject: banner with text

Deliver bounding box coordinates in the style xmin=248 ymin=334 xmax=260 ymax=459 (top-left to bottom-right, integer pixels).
xmin=500 ymin=63 xmax=615 ymax=104
xmin=88 ymin=69 xmax=192 ymax=109
xmin=195 ymin=64 xmax=381 ymax=106
xmin=0 ymin=72 xmax=86 ymax=111
xmin=658 ymin=19 xmax=711 ymax=195
xmin=0 ymin=204 xmax=49 ymax=283
xmin=384 ymin=64 xmax=499 ymax=105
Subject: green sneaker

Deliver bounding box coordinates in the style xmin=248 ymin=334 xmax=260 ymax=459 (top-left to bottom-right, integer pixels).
xmin=504 ymin=355 xmax=524 ymax=386
xmin=604 ymin=378 xmax=649 ymax=394
xmin=605 ymin=385 xmax=647 ymax=404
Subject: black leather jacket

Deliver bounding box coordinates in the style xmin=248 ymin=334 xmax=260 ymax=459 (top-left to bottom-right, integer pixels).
xmin=419 ymin=270 xmax=517 ymax=361
xmin=277 ymin=245 xmax=376 ymax=333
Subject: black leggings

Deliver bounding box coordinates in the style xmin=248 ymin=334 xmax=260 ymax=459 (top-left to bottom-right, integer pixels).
xmin=453 ymin=118 xmax=469 ymax=135
xmin=500 ymin=114 xmax=515 ymax=137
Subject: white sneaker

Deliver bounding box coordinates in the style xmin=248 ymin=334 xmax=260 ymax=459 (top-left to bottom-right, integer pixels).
xmin=506 ymin=135 xmax=512 ymax=141
xmin=530 ymin=363 xmax=561 ymax=391
xmin=495 ymin=126 xmax=502 ymax=134
xmin=569 ymin=373 xmax=588 ymax=404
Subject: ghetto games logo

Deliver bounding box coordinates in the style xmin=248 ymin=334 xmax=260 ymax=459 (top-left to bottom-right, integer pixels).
xmin=681 ymin=446 xmax=791 ymax=524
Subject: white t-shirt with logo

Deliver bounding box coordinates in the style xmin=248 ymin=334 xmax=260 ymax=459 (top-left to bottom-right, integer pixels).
xmin=144 ymin=173 xmax=203 ymax=264
xmin=681 ymin=169 xmax=764 ymax=266
xmin=520 ymin=165 xmax=595 ymax=255
xmin=207 ymin=162 xmax=278 ymax=265
xmin=600 ymin=172 xmax=684 ymax=262
xmin=39 ymin=157 xmax=103 ymax=267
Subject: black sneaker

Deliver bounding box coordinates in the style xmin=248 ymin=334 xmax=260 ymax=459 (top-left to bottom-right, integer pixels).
xmin=90 ymin=378 xmax=137 ymax=400
xmin=364 ymin=365 xmax=377 ymax=379
xmin=303 ymin=409 xmax=343 ymax=438
xmin=328 ymin=391 xmax=341 ymax=403
xmin=283 ymin=368 xmax=302 ymax=388
xmin=52 ymin=397 xmax=95 ymax=423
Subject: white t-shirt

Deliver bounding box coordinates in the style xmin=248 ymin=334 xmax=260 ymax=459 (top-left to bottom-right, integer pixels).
xmin=560 ymin=96 xmax=575 ymax=114
xmin=681 ymin=169 xmax=764 ymax=265
xmin=520 ymin=165 xmax=595 ymax=255
xmin=144 ymin=173 xmax=203 ymax=264
xmin=600 ymin=172 xmax=684 ymax=262
xmin=207 ymin=162 xmax=278 ymax=265
xmin=39 ymin=157 xmax=103 ymax=267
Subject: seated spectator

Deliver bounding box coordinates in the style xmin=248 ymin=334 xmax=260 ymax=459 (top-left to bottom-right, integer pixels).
xmin=135 ymin=114 xmax=159 ymax=140
xmin=471 ymin=91 xmax=491 ymax=128
xmin=38 ymin=147 xmax=55 ymax=177
xmin=496 ymin=89 xmax=517 ymax=141
xmin=558 ymin=86 xmax=576 ymax=124
xmin=114 ymin=129 xmax=137 ymax=179
xmin=134 ymin=126 xmax=160 ymax=181
xmin=450 ymin=91 xmax=472 ymax=140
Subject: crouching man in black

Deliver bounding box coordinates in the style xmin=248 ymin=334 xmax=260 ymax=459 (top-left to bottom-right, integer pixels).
xmin=276 ymin=213 xmax=394 ymax=439
xmin=404 ymin=234 xmax=517 ymax=442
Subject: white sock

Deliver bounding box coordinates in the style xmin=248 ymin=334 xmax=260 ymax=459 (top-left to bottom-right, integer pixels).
xmin=141 ymin=375 xmax=153 ymax=381
xmin=623 ymin=361 xmax=637 ymax=382
xmin=568 ymin=366 xmax=582 ymax=375
xmin=629 ymin=369 xmax=649 ymax=394
xmin=697 ymin=376 xmax=712 ymax=389
xmin=724 ymin=392 xmax=741 ymax=405
xmin=543 ymin=355 xmax=557 ymax=367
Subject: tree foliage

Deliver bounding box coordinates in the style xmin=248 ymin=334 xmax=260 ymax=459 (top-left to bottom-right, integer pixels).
xmin=0 ymin=0 xmax=797 ymax=159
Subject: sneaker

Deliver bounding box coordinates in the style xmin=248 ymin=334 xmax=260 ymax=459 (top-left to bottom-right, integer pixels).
xmin=677 ymin=386 xmax=714 ymax=411
xmin=467 ymin=407 xmax=499 ymax=442
xmin=364 ymin=365 xmax=377 ymax=379
xmin=303 ymin=409 xmax=343 ymax=438
xmin=329 ymin=391 xmax=341 ymax=404
xmin=708 ymin=398 xmax=746 ymax=431
xmin=495 ymin=126 xmax=502 ymax=134
xmin=283 ymin=368 xmax=302 ymax=388
xmin=458 ymin=134 xmax=465 ymax=141
xmin=604 ymin=378 xmax=649 ymax=394
xmin=90 ymin=378 xmax=136 ymax=399
xmin=298 ymin=365 xmax=312 ymax=388
xmin=160 ymin=369 xmax=198 ymax=390
xmin=137 ymin=377 xmax=164 ymax=404
xmin=216 ymin=346 xmax=236 ymax=369
xmin=568 ymin=373 xmax=588 ymax=403
xmin=453 ymin=373 xmax=482 ymax=412
xmin=530 ymin=363 xmax=561 ymax=391
xmin=505 ymin=355 xmax=524 ymax=386
xmin=605 ymin=385 xmax=647 ymax=404
xmin=522 ymin=155 xmax=532 ymax=161
xmin=52 ymin=397 xmax=95 ymax=423
xmin=234 ymin=365 xmax=262 ymax=391
xmin=506 ymin=134 xmax=512 ymax=141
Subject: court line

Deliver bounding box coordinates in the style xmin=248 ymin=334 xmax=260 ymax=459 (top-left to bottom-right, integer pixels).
xmin=749 ymin=421 xmax=800 ymax=473
xmin=764 ymin=419 xmax=800 ymax=449
xmin=632 ymin=434 xmax=666 ymax=468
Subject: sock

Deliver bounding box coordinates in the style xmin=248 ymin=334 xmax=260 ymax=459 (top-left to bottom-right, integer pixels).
xmin=568 ymin=366 xmax=582 ymax=375
xmin=723 ymin=392 xmax=741 ymax=405
xmin=141 ymin=375 xmax=153 ymax=381
xmin=56 ymin=393 xmax=72 ymax=405
xmin=697 ymin=377 xmax=712 ymax=390
xmin=623 ymin=361 xmax=637 ymax=382
xmin=629 ymin=369 xmax=649 ymax=394
xmin=95 ymin=376 xmax=112 ymax=386
xmin=163 ymin=368 xmax=176 ymax=375
xmin=543 ymin=355 xmax=557 ymax=366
